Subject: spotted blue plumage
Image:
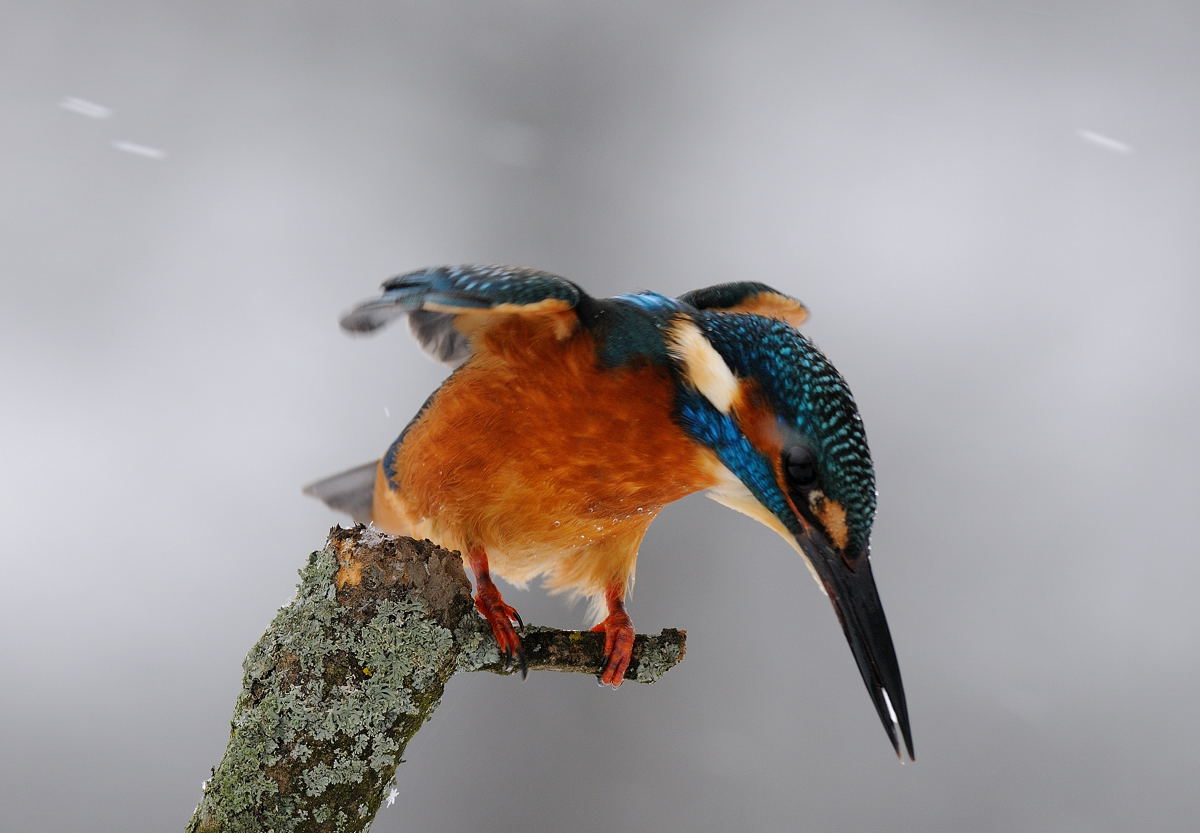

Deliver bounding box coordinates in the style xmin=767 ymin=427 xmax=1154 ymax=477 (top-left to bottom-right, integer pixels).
xmin=584 ymin=288 xmax=873 ymax=549
xmin=379 ymin=265 xmax=581 ymax=308
xmin=340 ymin=265 xmax=585 ymax=365
xmin=695 ymin=312 xmax=877 ymax=554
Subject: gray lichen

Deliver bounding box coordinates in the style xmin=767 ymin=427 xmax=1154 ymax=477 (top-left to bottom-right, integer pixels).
xmin=187 ymin=530 xmax=471 ymax=833
xmin=630 ymin=632 xmax=686 ymax=684
xmin=453 ymin=617 xmax=502 ymax=673
xmin=187 ymin=527 xmax=687 ymax=833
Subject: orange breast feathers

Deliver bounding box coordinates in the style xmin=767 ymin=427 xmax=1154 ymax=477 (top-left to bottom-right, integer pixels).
xmin=371 ymin=316 xmax=719 ymax=596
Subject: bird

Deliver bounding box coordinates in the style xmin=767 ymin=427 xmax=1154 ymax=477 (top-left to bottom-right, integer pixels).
xmin=306 ymin=265 xmax=914 ymax=760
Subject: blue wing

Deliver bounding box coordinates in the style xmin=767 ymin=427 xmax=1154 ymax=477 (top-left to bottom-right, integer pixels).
xmin=340 ymin=265 xmax=585 ymax=365
xmin=679 ymin=281 xmax=808 ymax=329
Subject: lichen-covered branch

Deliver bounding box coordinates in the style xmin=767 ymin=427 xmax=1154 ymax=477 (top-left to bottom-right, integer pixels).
xmin=470 ymin=625 xmax=687 ymax=684
xmin=186 ymin=526 xmax=686 ymax=833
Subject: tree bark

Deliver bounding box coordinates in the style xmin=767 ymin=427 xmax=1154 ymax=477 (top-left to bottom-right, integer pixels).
xmin=186 ymin=526 xmax=687 ymax=833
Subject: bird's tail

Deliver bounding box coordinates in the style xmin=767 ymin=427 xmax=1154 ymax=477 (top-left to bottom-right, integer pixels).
xmin=302 ymin=460 xmax=378 ymax=523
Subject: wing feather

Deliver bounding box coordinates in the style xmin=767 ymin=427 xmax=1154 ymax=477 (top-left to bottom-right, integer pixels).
xmin=679 ymin=281 xmax=808 ymax=328
xmin=340 ymin=265 xmax=584 ymax=365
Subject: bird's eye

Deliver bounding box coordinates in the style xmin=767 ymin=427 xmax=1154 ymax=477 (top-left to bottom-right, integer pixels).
xmin=783 ymin=445 xmax=819 ymax=489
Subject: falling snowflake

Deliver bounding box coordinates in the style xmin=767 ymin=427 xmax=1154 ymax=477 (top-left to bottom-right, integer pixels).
xmin=1076 ymin=129 xmax=1133 ymax=155
xmin=112 ymin=140 xmax=166 ymax=160
xmin=60 ymin=97 xmax=112 ymax=118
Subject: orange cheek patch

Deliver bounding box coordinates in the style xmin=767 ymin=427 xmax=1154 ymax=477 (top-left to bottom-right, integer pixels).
xmin=732 ymin=382 xmax=806 ymax=521
xmin=732 ymin=381 xmax=782 ymax=459
xmin=815 ymin=498 xmax=850 ymax=551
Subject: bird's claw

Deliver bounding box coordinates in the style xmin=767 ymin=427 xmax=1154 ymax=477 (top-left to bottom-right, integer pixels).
xmin=475 ymin=592 xmax=526 ymax=679
xmin=499 ymin=645 xmax=528 ymax=679
xmin=592 ymin=613 xmax=635 ymax=687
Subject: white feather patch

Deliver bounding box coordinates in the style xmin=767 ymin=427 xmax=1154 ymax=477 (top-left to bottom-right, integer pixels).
xmin=666 ymin=318 xmax=739 ymax=413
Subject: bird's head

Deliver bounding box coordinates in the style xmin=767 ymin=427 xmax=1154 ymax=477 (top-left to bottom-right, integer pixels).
xmin=666 ymin=309 xmax=914 ymax=760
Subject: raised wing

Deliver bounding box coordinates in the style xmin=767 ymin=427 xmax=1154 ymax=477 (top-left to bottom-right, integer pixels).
xmin=679 ymin=281 xmax=808 ymax=329
xmin=340 ymin=265 xmax=585 ymax=365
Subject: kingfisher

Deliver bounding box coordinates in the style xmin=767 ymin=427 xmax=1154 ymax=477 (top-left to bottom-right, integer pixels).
xmin=306 ymin=265 xmax=913 ymax=760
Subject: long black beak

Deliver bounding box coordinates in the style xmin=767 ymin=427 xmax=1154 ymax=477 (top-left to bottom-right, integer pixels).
xmin=797 ymin=528 xmax=915 ymax=761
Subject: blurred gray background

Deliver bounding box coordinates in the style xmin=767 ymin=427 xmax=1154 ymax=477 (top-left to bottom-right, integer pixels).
xmin=3 ymin=1 xmax=1199 ymax=831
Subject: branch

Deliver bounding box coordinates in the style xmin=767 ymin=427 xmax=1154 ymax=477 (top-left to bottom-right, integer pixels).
xmin=186 ymin=526 xmax=686 ymax=833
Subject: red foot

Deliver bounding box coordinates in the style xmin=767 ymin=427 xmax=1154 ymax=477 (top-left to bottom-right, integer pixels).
xmin=592 ymin=610 xmax=635 ymax=687
xmin=475 ymin=587 xmax=526 ymax=677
